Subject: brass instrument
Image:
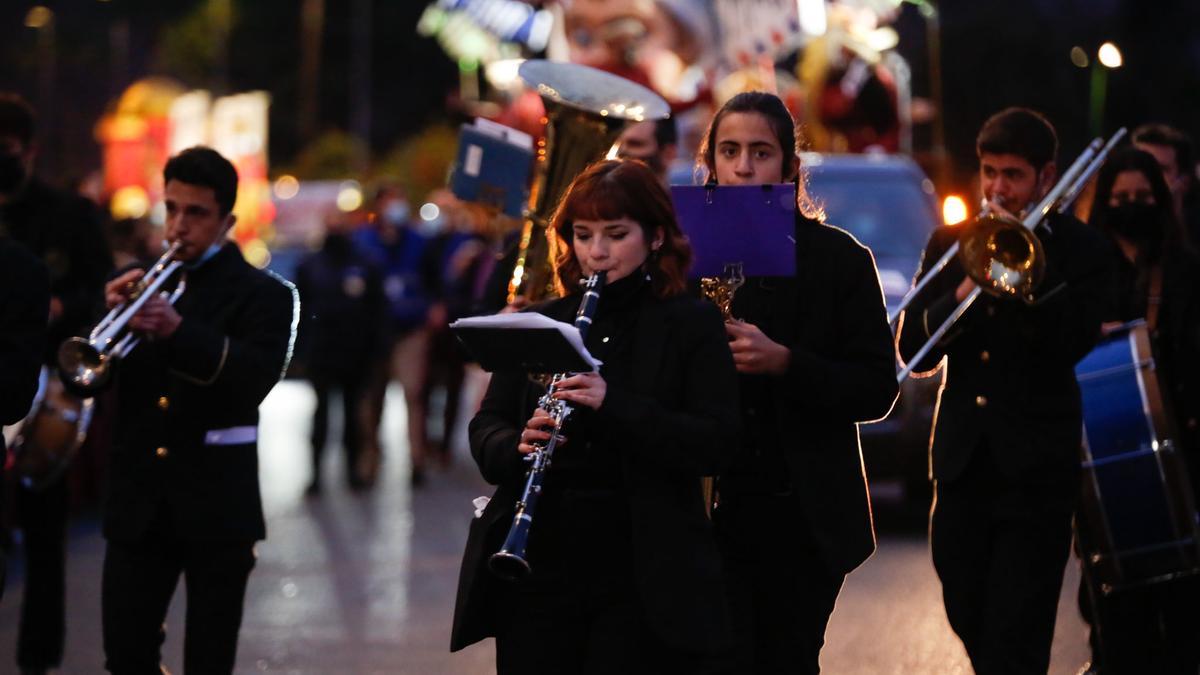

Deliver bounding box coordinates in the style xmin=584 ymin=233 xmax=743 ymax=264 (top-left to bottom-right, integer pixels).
xmin=895 ymin=128 xmax=1128 ymax=382
xmin=490 ymin=271 xmax=607 ymax=581
xmin=506 ymin=60 xmax=669 ymax=304
xmin=58 ymin=241 xmax=187 ymax=394
xmin=5 ymin=367 xmax=94 ymax=491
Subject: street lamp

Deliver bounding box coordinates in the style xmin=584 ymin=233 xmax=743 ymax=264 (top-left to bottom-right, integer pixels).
xmin=1089 ymin=41 xmax=1122 ymax=136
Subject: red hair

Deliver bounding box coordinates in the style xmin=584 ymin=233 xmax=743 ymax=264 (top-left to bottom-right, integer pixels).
xmin=549 ymin=159 xmax=692 ymax=297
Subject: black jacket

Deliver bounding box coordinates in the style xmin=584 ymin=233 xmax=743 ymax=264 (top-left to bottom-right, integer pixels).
xmin=0 ymin=237 xmax=49 ymax=424
xmin=0 ymin=178 xmax=112 ymax=363
xmin=732 ymin=219 xmax=899 ymax=575
xmin=103 ymin=243 xmax=298 ymax=543
xmin=451 ymin=290 xmax=740 ymax=653
xmin=293 ymin=235 xmax=384 ymax=378
xmin=896 ymin=213 xmax=1111 ymax=484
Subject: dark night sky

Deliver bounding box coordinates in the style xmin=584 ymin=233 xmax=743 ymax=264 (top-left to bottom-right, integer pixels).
xmin=1 ymin=0 xmax=1197 ymax=189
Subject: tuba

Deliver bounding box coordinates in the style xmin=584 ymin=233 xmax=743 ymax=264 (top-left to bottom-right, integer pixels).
xmin=505 ymin=60 xmax=669 ymax=304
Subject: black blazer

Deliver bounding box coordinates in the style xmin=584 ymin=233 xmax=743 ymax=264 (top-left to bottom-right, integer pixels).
xmin=737 ymin=219 xmax=899 ymax=575
xmin=451 ymin=291 xmax=740 ymax=653
xmin=0 ymin=237 xmax=49 ymax=424
xmin=896 ymin=213 xmax=1111 ymax=484
xmin=103 ymin=243 xmax=298 ymax=543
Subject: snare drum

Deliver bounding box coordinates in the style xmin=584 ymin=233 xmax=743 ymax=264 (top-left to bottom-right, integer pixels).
xmin=1075 ymin=321 xmax=1200 ymax=592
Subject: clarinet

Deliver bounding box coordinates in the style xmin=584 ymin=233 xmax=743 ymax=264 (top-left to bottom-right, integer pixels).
xmin=488 ymin=271 xmax=607 ymax=581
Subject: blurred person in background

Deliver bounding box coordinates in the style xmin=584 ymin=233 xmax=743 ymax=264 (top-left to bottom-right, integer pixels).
xmin=295 ymin=209 xmax=384 ymax=494
xmin=617 ymin=118 xmax=679 ymax=186
xmin=356 ymin=185 xmax=437 ymax=486
xmin=0 ymin=237 xmax=50 ymax=603
xmin=1078 ymin=147 xmax=1200 ymax=675
xmin=0 ymin=91 xmax=113 ymax=675
xmin=1133 ymin=123 xmax=1200 ymax=245
xmin=419 ymin=190 xmax=493 ymax=469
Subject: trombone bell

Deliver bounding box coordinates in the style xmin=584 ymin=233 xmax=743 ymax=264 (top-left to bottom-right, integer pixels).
xmin=958 ymin=213 xmax=1045 ymax=301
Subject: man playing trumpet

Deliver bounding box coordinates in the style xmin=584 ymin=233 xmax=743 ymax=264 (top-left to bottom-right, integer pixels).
xmin=99 ymin=147 xmax=297 ymax=674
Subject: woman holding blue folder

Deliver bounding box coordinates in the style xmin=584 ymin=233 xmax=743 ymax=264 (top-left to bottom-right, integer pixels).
xmin=696 ymin=91 xmax=898 ymax=674
xmin=451 ymin=159 xmax=740 ymax=674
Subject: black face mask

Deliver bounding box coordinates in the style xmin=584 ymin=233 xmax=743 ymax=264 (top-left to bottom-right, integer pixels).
xmin=0 ymin=152 xmax=26 ymax=194
xmin=1102 ymin=202 xmax=1165 ymax=244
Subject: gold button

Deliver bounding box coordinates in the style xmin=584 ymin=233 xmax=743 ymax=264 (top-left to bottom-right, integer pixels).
xmin=156 ymin=446 xmax=169 ymax=458
xmin=975 ymin=395 xmax=988 ymax=408
xmin=980 ymin=350 xmax=990 ymax=363
xmin=158 ymin=396 xmax=170 ymax=410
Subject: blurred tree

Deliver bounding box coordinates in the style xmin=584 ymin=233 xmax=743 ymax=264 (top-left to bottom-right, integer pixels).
xmin=377 ymin=124 xmax=458 ymax=204
xmin=152 ymin=0 xmax=233 ymax=90
xmin=286 ymin=129 xmax=369 ymax=180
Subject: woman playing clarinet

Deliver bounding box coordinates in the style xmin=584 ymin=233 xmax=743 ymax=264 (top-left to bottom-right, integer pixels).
xmin=450 ymin=159 xmax=739 ymax=674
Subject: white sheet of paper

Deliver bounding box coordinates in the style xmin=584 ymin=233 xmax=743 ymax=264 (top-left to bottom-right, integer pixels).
xmin=449 ymin=312 xmax=602 ymax=372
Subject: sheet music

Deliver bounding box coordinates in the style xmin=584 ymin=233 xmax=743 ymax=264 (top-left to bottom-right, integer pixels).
xmin=450 ymin=313 xmax=603 ymax=371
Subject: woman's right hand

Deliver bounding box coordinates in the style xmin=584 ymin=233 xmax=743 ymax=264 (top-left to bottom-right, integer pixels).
xmin=517 ymin=408 xmax=562 ymax=455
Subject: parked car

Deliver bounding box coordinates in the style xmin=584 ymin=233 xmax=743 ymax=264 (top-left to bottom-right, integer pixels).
xmin=802 ymin=152 xmax=943 ymax=502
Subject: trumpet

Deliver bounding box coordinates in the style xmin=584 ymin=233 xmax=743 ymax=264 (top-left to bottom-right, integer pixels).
xmin=489 ymin=270 xmax=606 ymax=581
xmin=58 ymin=241 xmax=187 ymax=394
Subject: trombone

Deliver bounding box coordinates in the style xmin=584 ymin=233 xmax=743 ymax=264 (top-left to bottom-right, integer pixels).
xmin=894 ymin=128 xmax=1127 ymax=383
xmin=58 ymin=241 xmax=188 ymax=394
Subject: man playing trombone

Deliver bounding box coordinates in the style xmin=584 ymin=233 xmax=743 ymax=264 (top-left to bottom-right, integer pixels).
xmin=896 ymin=108 xmax=1112 ymax=673
xmin=97 ymin=147 xmax=297 ymax=674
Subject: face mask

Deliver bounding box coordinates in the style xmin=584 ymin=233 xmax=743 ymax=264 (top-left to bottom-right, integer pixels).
xmin=1104 ymin=202 xmax=1164 ymax=243
xmin=0 ymin=152 xmax=26 ymax=194
xmin=383 ymin=201 xmax=409 ymax=226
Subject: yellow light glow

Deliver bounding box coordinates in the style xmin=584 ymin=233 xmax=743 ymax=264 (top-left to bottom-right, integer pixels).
xmin=943 ymin=195 xmax=968 ymax=226
xmin=273 ymin=175 xmax=300 ymax=200
xmin=242 ymin=238 xmax=272 ymax=269
xmin=110 ymin=185 xmax=150 ymax=220
xmin=24 ymin=6 xmax=53 ymax=28
xmin=1098 ymin=42 xmax=1123 ymax=69
xmin=336 ymin=184 xmax=364 ymax=213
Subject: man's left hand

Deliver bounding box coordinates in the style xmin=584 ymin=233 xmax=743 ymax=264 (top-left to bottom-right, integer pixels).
xmin=129 ymin=294 xmax=182 ymax=339
xmin=727 ymin=320 xmax=791 ymax=375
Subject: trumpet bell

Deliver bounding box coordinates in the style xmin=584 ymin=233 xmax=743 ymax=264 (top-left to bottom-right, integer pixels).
xmin=57 ymin=337 xmax=113 ymax=395
xmin=959 ymin=213 xmax=1046 ymax=301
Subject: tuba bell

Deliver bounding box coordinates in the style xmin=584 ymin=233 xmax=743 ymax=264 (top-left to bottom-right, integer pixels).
xmin=506 ymin=60 xmax=670 ymax=304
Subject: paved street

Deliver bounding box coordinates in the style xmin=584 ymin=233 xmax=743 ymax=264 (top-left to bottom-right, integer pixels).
xmin=1 ymin=379 xmax=1089 ymax=673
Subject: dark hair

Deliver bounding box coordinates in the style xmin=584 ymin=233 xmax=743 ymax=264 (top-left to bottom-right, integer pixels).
xmin=1091 ymin=146 xmax=1189 ymax=251
xmin=163 ymin=146 xmax=239 ymax=216
xmin=550 ymin=159 xmax=691 ymax=298
xmin=694 ymin=91 xmax=822 ymax=219
xmin=654 ymin=117 xmax=678 ymax=149
xmin=1132 ymin=123 xmax=1194 ymax=178
xmin=976 ymin=107 xmax=1058 ymax=170
xmin=0 ymin=93 xmax=36 ymax=147
xmin=697 ymin=91 xmax=798 ymax=182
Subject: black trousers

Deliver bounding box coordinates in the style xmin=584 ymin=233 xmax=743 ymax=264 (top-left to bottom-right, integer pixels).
xmin=931 ymin=442 xmax=1078 ymax=675
xmin=102 ymin=534 xmax=256 ymax=674
xmin=494 ymin=488 xmax=725 ymax=675
xmin=15 ymin=472 xmax=68 ymax=669
xmin=714 ymin=492 xmax=845 ymax=675
xmin=310 ymin=371 xmax=367 ymax=487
